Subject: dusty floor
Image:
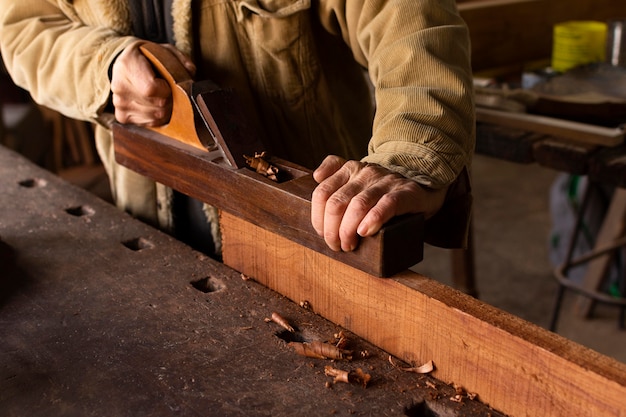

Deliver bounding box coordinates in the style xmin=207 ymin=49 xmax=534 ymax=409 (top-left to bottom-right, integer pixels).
xmin=412 ymin=154 xmax=626 ymax=364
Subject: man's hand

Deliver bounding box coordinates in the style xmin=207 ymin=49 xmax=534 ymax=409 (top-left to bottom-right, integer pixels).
xmin=311 ymin=155 xmax=447 ymax=252
xmin=110 ymin=42 xmax=195 ymax=126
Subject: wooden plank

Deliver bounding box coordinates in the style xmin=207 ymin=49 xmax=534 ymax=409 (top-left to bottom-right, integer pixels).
xmin=475 ymin=123 xmax=540 ymax=163
xmin=221 ymin=211 xmax=626 ymax=417
xmin=532 ymin=137 xmax=596 ymax=175
xmin=459 ymin=0 xmax=626 ymax=72
xmin=476 ymin=108 xmax=625 ymax=147
xmin=113 ymin=124 xmax=424 ymax=277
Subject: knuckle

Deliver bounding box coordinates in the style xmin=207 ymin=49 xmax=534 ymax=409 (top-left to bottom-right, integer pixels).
xmin=109 ymin=79 xmax=121 ymax=93
xmin=115 ymin=110 xmax=130 ymax=124
xmin=325 ymin=195 xmax=349 ymax=215
xmin=381 ymin=192 xmax=401 ymax=208
xmin=366 ymin=206 xmax=386 ymax=224
xmin=312 ymin=183 xmax=334 ymax=201
xmin=338 ymin=227 xmax=355 ymax=243
xmin=152 ymin=108 xmax=167 ymax=121
xmin=343 ymin=160 xmax=362 ymax=172
xmin=349 ymin=194 xmax=371 ymax=214
xmin=139 ymin=81 xmax=161 ymax=98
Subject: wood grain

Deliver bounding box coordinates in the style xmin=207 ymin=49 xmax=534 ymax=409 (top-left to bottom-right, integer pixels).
xmin=113 ymin=124 xmax=424 ymax=277
xmin=221 ymin=211 xmax=626 ymax=417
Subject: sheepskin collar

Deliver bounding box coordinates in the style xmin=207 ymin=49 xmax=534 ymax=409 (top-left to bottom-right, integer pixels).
xmin=70 ymin=0 xmax=193 ymax=55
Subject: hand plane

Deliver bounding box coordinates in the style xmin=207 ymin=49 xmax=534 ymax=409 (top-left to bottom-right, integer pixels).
xmin=112 ymin=43 xmax=424 ymax=277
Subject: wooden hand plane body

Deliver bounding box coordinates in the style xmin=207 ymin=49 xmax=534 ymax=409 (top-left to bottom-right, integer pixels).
xmin=112 ymin=43 xmax=424 ymax=277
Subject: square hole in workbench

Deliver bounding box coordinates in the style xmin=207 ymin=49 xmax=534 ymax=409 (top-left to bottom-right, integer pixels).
xmin=122 ymin=237 xmax=154 ymax=251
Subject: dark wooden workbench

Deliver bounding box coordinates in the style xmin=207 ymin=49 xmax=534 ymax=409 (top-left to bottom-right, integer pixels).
xmin=0 ymin=145 xmax=501 ymax=416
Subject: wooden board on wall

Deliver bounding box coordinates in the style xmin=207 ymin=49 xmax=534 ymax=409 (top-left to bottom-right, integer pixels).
xmin=459 ymin=0 xmax=626 ymax=72
xmin=221 ymin=211 xmax=626 ymax=417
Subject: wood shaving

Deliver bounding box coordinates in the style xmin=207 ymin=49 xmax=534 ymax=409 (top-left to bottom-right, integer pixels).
xmin=388 ymin=356 xmax=434 ymax=374
xmin=244 ymin=151 xmax=280 ymax=181
xmin=333 ymin=331 xmax=349 ymax=349
xmin=425 ymin=381 xmax=437 ymax=390
xmin=289 ymin=341 xmax=352 ymax=360
xmin=324 ymin=366 xmax=371 ymax=388
xmin=268 ymin=312 xmax=295 ymax=332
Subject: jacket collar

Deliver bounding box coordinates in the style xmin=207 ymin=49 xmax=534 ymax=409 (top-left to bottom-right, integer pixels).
xmin=78 ymin=0 xmax=193 ymax=55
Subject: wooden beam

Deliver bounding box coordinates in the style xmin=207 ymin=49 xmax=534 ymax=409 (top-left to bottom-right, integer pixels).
xmin=221 ymin=211 xmax=626 ymax=417
xmin=113 ymin=124 xmax=424 ymax=277
xmin=476 ymin=108 xmax=625 ymax=146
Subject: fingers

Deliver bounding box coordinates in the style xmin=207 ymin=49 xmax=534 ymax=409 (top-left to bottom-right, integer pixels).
xmin=356 ymin=187 xmax=414 ymax=237
xmin=313 ymin=155 xmax=346 ymax=183
xmin=110 ymin=42 xmax=194 ymax=127
xmin=311 ymin=157 xmax=353 ymax=251
xmin=160 ymin=43 xmax=197 ymax=75
xmin=311 ymin=156 xmax=347 ymax=244
xmin=312 ymin=158 xmax=406 ymax=252
xmin=312 ymin=157 xmax=448 ymax=252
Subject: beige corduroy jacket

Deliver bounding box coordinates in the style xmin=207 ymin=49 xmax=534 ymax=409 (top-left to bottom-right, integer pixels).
xmin=0 ymin=0 xmax=475 ymax=248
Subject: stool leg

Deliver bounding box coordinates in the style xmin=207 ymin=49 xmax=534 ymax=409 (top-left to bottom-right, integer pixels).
xmin=549 ymin=285 xmax=566 ymax=332
xmin=451 ymin=220 xmax=478 ymax=298
xmin=549 ymin=181 xmax=593 ymax=332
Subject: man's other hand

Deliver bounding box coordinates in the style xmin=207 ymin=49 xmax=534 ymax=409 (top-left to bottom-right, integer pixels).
xmin=311 ymin=155 xmax=447 ymax=252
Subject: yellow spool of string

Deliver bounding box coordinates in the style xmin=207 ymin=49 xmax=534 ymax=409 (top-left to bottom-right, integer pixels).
xmin=551 ymin=21 xmax=607 ymax=72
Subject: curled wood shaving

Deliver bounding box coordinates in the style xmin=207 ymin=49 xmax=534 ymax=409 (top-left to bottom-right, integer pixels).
xmin=288 ymin=341 xmax=352 ymax=360
xmin=333 ymin=331 xmax=349 ymax=350
xmin=244 ymin=151 xmax=280 ymax=181
xmin=451 ymin=382 xmax=478 ymax=401
xmin=450 ymin=394 xmax=464 ymax=403
xmin=324 ymin=366 xmax=371 ymax=388
xmin=324 ymin=366 xmax=350 ymax=383
xmin=388 ymin=356 xmax=434 ymax=374
xmin=268 ymin=312 xmax=295 ymax=332
xmin=352 ymin=368 xmax=372 ymax=388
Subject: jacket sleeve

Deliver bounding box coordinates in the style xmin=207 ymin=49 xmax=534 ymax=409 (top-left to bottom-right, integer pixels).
xmin=0 ymin=0 xmax=136 ymax=122
xmin=317 ymin=0 xmax=475 ymax=190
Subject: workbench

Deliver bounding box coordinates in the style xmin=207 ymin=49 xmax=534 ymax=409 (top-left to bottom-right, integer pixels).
xmin=0 ymin=145 xmax=502 ymax=416
xmin=103 ymin=105 xmax=626 ymax=417
xmin=476 ymin=123 xmax=626 ymax=187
